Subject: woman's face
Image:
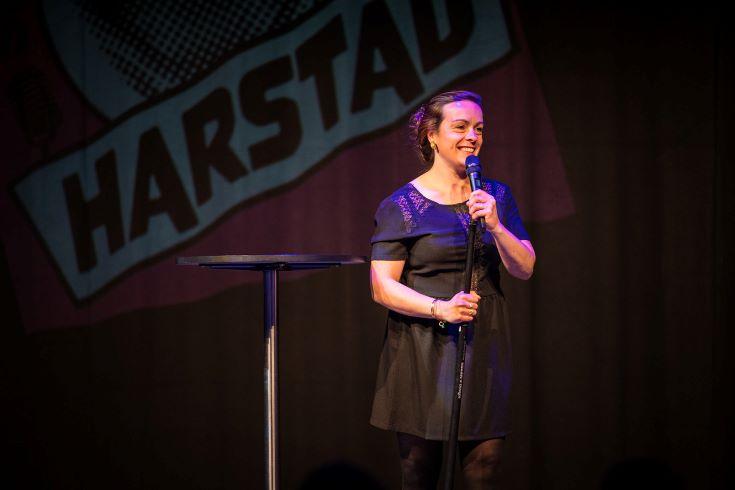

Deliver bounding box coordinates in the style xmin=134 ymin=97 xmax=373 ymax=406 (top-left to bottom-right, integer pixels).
xmin=429 ymin=100 xmax=484 ymax=170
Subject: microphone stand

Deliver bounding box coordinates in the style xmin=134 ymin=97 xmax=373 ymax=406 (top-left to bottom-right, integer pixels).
xmin=441 ymin=215 xmax=480 ymax=489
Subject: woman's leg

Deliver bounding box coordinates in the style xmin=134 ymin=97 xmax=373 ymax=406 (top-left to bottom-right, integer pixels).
xmin=459 ymin=438 xmax=505 ymax=489
xmin=397 ymin=432 xmax=442 ymax=490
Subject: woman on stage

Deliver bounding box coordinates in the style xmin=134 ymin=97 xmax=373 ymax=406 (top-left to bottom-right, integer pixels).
xmin=369 ymin=90 xmax=536 ymax=489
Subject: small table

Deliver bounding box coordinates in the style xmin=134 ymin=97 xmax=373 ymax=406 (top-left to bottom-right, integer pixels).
xmin=176 ymin=254 xmax=366 ymax=489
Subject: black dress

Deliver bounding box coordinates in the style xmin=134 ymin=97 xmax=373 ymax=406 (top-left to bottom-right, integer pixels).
xmin=369 ymin=179 xmax=530 ymax=441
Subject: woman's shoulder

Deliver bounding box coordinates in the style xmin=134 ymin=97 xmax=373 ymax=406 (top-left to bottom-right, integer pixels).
xmin=376 ymin=182 xmax=424 ymax=210
xmin=385 ymin=181 xmax=417 ymax=199
xmin=481 ymin=178 xmax=512 ymax=202
xmin=374 ymin=181 xmax=436 ymax=235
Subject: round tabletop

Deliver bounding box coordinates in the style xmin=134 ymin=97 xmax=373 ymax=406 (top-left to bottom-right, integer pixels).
xmin=176 ymin=254 xmax=367 ymax=271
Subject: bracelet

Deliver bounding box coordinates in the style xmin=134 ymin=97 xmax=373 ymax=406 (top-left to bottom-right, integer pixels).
xmin=430 ymin=298 xmax=440 ymax=319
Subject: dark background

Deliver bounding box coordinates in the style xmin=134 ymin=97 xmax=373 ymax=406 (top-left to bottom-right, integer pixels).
xmin=2 ymin=2 xmax=733 ymax=489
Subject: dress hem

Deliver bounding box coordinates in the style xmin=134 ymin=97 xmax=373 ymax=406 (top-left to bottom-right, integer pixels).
xmin=369 ymin=419 xmax=511 ymax=442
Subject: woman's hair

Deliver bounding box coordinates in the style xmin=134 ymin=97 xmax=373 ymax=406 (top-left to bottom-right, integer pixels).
xmin=409 ymin=90 xmax=483 ymax=166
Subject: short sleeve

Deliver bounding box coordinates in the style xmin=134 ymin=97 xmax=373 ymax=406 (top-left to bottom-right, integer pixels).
xmin=370 ymin=198 xmax=410 ymax=261
xmin=492 ymin=182 xmax=531 ymax=241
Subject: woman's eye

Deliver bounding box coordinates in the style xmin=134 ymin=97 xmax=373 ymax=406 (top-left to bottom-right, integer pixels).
xmin=476 ymin=127 xmax=484 ymax=134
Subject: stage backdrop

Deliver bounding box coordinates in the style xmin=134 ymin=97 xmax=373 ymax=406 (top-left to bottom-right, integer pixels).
xmin=1 ymin=1 xmax=731 ymax=489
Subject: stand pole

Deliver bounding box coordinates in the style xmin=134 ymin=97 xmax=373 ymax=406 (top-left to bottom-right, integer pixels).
xmin=442 ymin=220 xmax=479 ymax=490
xmin=264 ymin=269 xmax=279 ymax=490
xmin=177 ymin=255 xmax=365 ymax=490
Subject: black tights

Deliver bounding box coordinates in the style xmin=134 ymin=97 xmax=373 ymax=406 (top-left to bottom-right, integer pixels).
xmin=397 ymin=432 xmax=504 ymax=490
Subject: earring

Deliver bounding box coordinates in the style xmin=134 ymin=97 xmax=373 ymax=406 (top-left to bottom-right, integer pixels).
xmin=430 ymin=141 xmax=438 ymax=151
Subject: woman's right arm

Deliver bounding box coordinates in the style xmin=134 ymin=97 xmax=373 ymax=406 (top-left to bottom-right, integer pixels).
xmin=370 ymin=260 xmax=478 ymax=323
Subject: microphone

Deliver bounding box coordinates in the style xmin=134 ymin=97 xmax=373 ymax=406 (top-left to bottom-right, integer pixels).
xmin=465 ymin=155 xmax=484 ymax=228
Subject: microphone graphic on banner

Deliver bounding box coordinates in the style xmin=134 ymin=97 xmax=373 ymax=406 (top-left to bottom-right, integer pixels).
xmin=465 ymin=155 xmax=484 ymax=229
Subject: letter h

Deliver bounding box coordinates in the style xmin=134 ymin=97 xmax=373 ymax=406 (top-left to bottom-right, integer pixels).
xmin=62 ymin=151 xmax=125 ymax=273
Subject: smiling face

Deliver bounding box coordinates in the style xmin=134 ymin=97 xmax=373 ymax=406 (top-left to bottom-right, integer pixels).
xmin=428 ymin=100 xmax=484 ymax=171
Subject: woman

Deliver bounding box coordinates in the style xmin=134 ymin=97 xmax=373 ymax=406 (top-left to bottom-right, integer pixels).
xmin=369 ymin=90 xmax=536 ymax=489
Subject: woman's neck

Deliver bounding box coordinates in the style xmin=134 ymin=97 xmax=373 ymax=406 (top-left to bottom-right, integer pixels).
xmin=414 ymin=162 xmax=471 ymax=204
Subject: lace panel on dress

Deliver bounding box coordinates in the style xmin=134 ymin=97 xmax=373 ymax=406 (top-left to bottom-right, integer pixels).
xmin=392 ymin=188 xmax=434 ymax=233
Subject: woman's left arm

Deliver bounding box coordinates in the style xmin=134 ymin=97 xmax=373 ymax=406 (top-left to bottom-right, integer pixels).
xmin=468 ymin=189 xmax=536 ymax=280
xmin=489 ymin=226 xmax=535 ymax=280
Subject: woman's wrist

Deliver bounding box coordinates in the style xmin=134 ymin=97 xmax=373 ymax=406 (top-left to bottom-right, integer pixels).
xmin=430 ymin=298 xmax=444 ymax=321
xmin=487 ymin=220 xmax=504 ymax=235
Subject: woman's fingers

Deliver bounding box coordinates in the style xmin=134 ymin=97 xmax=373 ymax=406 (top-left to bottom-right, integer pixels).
xmin=470 ymin=201 xmax=495 ymax=217
xmin=460 ymin=294 xmax=479 ymax=306
xmin=451 ymin=295 xmax=479 ymax=322
xmin=443 ymin=291 xmax=482 ymax=322
xmin=468 ymin=191 xmax=496 ymax=220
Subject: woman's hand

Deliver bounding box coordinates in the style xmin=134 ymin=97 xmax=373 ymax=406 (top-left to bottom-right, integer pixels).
xmin=467 ymin=189 xmax=499 ymax=231
xmin=467 ymin=189 xmax=536 ymax=280
xmin=435 ymin=291 xmax=480 ymax=323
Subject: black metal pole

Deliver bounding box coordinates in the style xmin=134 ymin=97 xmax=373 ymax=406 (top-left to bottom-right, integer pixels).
xmin=441 ymin=219 xmax=479 ymax=489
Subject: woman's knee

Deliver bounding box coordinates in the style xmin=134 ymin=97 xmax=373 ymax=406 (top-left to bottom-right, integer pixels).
xmin=400 ymin=457 xmax=440 ymax=488
xmin=460 ymin=438 xmax=504 ymax=487
xmin=397 ymin=433 xmax=441 ymax=488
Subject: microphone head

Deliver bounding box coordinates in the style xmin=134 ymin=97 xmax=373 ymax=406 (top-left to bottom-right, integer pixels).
xmin=465 ymin=155 xmax=481 ymax=175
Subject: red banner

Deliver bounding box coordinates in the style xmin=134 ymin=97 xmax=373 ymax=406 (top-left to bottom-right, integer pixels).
xmin=0 ymin=0 xmax=572 ymax=332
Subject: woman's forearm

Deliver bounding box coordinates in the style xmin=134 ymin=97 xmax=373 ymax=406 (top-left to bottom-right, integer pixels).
xmin=371 ymin=271 xmax=435 ymax=318
xmin=370 ymin=262 xmax=479 ymax=324
xmin=490 ymin=223 xmax=536 ymax=280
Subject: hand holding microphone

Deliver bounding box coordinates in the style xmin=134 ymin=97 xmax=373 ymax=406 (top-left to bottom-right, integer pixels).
xmin=465 ymin=155 xmax=499 ymax=231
